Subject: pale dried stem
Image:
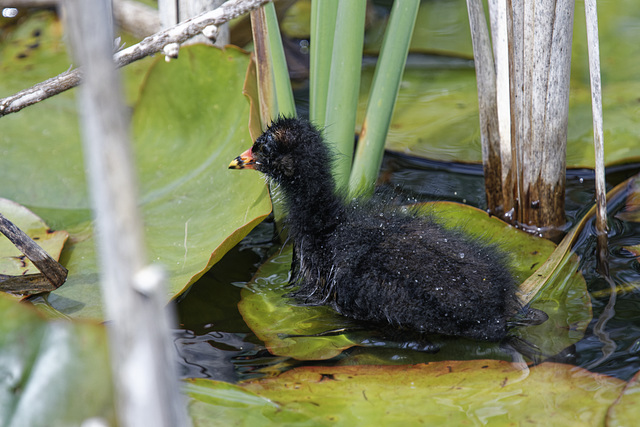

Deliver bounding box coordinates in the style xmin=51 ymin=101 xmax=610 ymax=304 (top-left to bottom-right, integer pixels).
xmin=584 ymin=0 xmax=608 ymax=270
xmin=65 ymin=0 xmax=189 ymax=423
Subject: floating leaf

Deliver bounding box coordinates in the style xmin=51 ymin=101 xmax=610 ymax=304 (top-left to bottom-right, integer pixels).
xmin=511 ymin=176 xmax=637 ymax=355
xmin=239 ymin=202 xmax=589 ymax=360
xmin=49 ymin=46 xmax=270 ymax=319
xmin=1 ymin=14 xmax=271 ymax=319
xmin=357 ymin=66 xmax=482 ymax=163
xmin=425 ymin=202 xmax=591 ymax=357
xmin=0 ymin=294 xmax=114 ymax=425
xmin=0 ymin=198 xmax=68 ymax=277
xmin=239 ymin=246 xmax=357 ymax=360
xmin=615 ymin=175 xmax=640 ymax=223
xmin=0 ymin=198 xmax=69 ymax=295
xmin=607 ymin=367 xmax=640 ymax=425
xmin=353 ymin=0 xmax=640 ymax=168
xmin=186 ymin=360 xmax=624 ymax=425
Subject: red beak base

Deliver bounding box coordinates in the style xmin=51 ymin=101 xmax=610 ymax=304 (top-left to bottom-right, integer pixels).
xmin=229 ymin=147 xmax=256 ymax=170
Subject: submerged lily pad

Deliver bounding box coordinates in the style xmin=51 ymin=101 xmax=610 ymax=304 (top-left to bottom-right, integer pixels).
xmin=239 ymin=247 xmax=357 ymax=360
xmin=186 ymin=360 xmax=624 ymax=425
xmin=239 ymin=201 xmax=590 ymax=360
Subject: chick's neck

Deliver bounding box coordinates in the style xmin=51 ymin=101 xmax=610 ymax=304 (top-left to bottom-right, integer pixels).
xmin=279 ymin=168 xmax=346 ymax=241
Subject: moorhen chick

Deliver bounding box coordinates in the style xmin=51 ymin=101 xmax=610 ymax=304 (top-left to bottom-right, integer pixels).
xmin=229 ymin=117 xmax=520 ymax=341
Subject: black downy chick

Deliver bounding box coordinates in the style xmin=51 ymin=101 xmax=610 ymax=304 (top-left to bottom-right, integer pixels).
xmin=230 ymin=117 xmax=520 ymax=341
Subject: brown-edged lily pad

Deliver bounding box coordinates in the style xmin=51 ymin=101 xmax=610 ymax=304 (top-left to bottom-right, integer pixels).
xmin=607 ymin=367 xmax=640 ymax=425
xmin=239 ymin=201 xmax=590 ymax=360
xmin=0 ymin=198 xmax=68 ymax=276
xmin=0 ymin=198 xmax=68 ymax=295
xmin=426 ymin=202 xmax=591 ymax=358
xmin=186 ymin=360 xmax=624 ymax=425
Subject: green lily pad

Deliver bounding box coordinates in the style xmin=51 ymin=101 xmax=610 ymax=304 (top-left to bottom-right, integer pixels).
xmin=425 ymin=202 xmax=591 ymax=357
xmin=239 ymin=201 xmax=590 ymax=360
xmin=0 ymin=12 xmax=70 ymax=94
xmin=1 ymin=13 xmax=271 ymax=319
xmin=0 ymin=294 xmax=114 ymax=425
xmin=422 ymin=202 xmax=551 ymax=283
xmin=278 ymin=0 xmax=474 ymax=58
xmin=407 ymin=0 xmax=473 ymax=57
xmin=357 ymin=66 xmax=640 ymax=169
xmin=354 ymin=0 xmax=640 ymax=168
xmin=607 ymin=367 xmax=640 ymax=425
xmin=239 ymin=246 xmax=357 ymax=360
xmin=47 ymin=46 xmax=271 ymax=319
xmin=363 ymin=0 xmax=474 ymax=58
xmin=357 ymin=66 xmax=482 ymax=164
xmin=571 ymin=0 xmax=640 ymax=86
xmin=186 ymin=360 xmax=625 ymax=425
xmin=0 ymin=198 xmax=68 ymax=277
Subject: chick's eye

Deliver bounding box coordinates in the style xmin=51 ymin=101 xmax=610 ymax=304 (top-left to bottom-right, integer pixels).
xmin=253 ymin=139 xmax=268 ymax=155
xmin=262 ymin=133 xmax=278 ymax=154
xmin=265 ymin=133 xmax=276 ymax=150
xmin=253 ymin=132 xmax=278 ymax=159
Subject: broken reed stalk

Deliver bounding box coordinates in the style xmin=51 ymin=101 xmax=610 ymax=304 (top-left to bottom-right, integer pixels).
xmin=466 ymin=0 xmax=505 ymax=216
xmin=513 ymin=0 xmax=574 ymax=235
xmin=583 ymin=0 xmax=614 ymax=369
xmin=0 ymin=212 xmax=68 ymax=290
xmin=467 ymin=0 xmax=575 ymax=237
xmin=65 ymin=1 xmax=188 ymax=425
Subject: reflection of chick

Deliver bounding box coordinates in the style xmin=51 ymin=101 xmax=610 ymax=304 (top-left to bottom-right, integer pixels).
xmin=230 ymin=117 xmax=519 ymax=341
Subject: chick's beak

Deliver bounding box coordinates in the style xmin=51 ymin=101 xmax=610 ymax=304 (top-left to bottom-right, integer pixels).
xmin=229 ymin=147 xmax=256 ymax=170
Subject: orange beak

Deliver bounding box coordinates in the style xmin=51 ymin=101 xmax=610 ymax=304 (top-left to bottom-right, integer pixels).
xmin=229 ymin=147 xmax=256 ymax=170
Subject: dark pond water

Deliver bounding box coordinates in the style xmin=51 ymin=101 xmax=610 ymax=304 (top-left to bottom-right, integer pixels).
xmin=174 ymin=153 xmax=640 ymax=383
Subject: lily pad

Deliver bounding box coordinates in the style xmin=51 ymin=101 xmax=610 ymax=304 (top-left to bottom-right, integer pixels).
xmin=239 ymin=247 xmax=357 ymax=360
xmin=0 ymin=197 xmax=68 ymax=277
xmin=356 ymin=66 xmax=640 ymax=169
xmin=186 ymin=360 xmax=625 ymax=425
xmin=239 ymin=201 xmax=590 ymax=360
xmin=0 ymin=294 xmax=114 ymax=425
xmin=366 ymin=0 xmax=474 ymax=57
xmin=607 ymin=367 xmax=640 ymax=425
xmin=615 ymin=174 xmax=640 ymax=223
xmin=47 ymin=46 xmax=271 ymax=319
xmin=280 ymin=0 xmax=474 ymax=58
xmin=354 ymin=0 xmax=640 ymax=168
xmin=425 ymin=202 xmax=591 ymax=357
xmin=1 ymin=13 xmax=271 ymax=319
xmin=357 ymin=66 xmax=482 ymax=164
